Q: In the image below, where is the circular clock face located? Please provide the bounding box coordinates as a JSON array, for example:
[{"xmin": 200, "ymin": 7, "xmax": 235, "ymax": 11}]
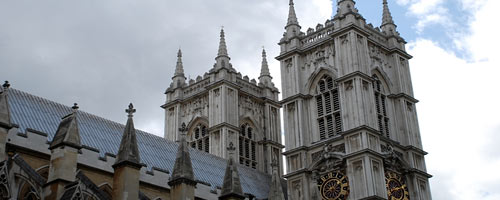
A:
[
  {"xmin": 317, "ymin": 171, "xmax": 349, "ymax": 200},
  {"xmin": 385, "ymin": 171, "xmax": 410, "ymax": 200}
]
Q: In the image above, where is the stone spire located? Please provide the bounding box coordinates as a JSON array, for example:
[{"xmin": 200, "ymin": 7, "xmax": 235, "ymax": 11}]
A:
[
  {"xmin": 113, "ymin": 103, "xmax": 141, "ymax": 167},
  {"xmin": 219, "ymin": 142, "xmax": 245, "ymax": 200},
  {"xmin": 171, "ymin": 48, "xmax": 186, "ymax": 89},
  {"xmin": 169, "ymin": 122, "xmax": 196, "ymax": 186},
  {"xmin": 259, "ymin": 48, "xmax": 272, "ymax": 81},
  {"xmin": 49, "ymin": 103, "xmax": 82, "ymax": 150},
  {"xmin": 286, "ymin": 0, "xmax": 300, "ymax": 28},
  {"xmin": 174, "ymin": 48, "xmax": 185, "ymax": 78},
  {"xmin": 267, "ymin": 159, "xmax": 285, "ymax": 200},
  {"xmin": 382, "ymin": 0, "xmax": 394, "ymax": 26},
  {"xmin": 381, "ymin": 0, "xmax": 398, "ymax": 36},
  {"xmin": 214, "ymin": 28, "xmax": 232, "ymax": 70},
  {"xmin": 0, "ymin": 81, "xmax": 12, "ymax": 126}
]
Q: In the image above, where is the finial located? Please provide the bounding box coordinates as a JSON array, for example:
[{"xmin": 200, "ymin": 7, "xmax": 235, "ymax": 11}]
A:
[
  {"xmin": 289, "ymin": 0, "xmax": 294, "ymax": 6},
  {"xmin": 126, "ymin": 103, "xmax": 136, "ymax": 117},
  {"xmin": 177, "ymin": 48, "xmax": 182, "ymax": 58},
  {"xmin": 72, "ymin": 103, "xmax": 79, "ymax": 112},
  {"xmin": 2, "ymin": 81, "xmax": 10, "ymax": 89}
]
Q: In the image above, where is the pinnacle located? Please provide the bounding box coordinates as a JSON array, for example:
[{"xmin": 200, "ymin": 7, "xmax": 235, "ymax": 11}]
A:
[
  {"xmin": 169, "ymin": 122, "xmax": 196, "ymax": 186},
  {"xmin": 382, "ymin": 0, "xmax": 395, "ymax": 26},
  {"xmin": 217, "ymin": 28, "xmax": 229, "ymax": 59},
  {"xmin": 286, "ymin": 0, "xmax": 300, "ymax": 28},
  {"xmin": 113, "ymin": 103, "xmax": 141, "ymax": 167},
  {"xmin": 260, "ymin": 48, "xmax": 270, "ymax": 77},
  {"xmin": 174, "ymin": 48, "xmax": 185, "ymax": 78}
]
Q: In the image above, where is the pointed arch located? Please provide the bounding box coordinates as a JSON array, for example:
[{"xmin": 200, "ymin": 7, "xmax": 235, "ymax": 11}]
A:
[
  {"xmin": 239, "ymin": 117, "xmax": 260, "ymax": 169},
  {"xmin": 15, "ymin": 174, "xmax": 41, "ymax": 200},
  {"xmin": 371, "ymin": 67, "xmax": 392, "ymax": 94},
  {"xmin": 305, "ymin": 67, "xmax": 338, "ymax": 95},
  {"xmin": 372, "ymin": 70, "xmax": 391, "ymax": 138},
  {"xmin": 187, "ymin": 116, "xmax": 209, "ymax": 153},
  {"xmin": 35, "ymin": 165, "xmax": 49, "ymax": 180}
]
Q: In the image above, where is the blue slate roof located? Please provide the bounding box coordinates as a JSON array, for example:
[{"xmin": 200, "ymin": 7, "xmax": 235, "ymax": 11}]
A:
[{"xmin": 7, "ymin": 89, "xmax": 273, "ymax": 199}]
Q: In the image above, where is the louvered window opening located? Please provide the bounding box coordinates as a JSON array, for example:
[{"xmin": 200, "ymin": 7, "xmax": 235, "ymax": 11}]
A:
[
  {"xmin": 316, "ymin": 76, "xmax": 342, "ymax": 140},
  {"xmin": 373, "ymin": 76, "xmax": 390, "ymax": 138},
  {"xmin": 239, "ymin": 124, "xmax": 257, "ymax": 169},
  {"xmin": 189, "ymin": 125, "xmax": 210, "ymax": 153}
]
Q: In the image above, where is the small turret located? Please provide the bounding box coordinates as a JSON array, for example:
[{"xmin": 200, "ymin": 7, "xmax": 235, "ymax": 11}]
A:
[
  {"xmin": 45, "ymin": 103, "xmax": 82, "ymax": 200},
  {"xmin": 335, "ymin": 0, "xmax": 359, "ymax": 16},
  {"xmin": 112, "ymin": 103, "xmax": 142, "ymax": 200},
  {"xmin": 169, "ymin": 122, "xmax": 197, "ymax": 200},
  {"xmin": 219, "ymin": 142, "xmax": 245, "ymax": 200},
  {"xmin": 0, "ymin": 81, "xmax": 12, "ymax": 161},
  {"xmin": 0, "ymin": 81, "xmax": 11, "ymax": 127}
]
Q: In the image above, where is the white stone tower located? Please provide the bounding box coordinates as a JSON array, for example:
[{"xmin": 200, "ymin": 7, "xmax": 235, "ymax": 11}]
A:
[
  {"xmin": 278, "ymin": 0, "xmax": 432, "ymax": 199},
  {"xmin": 163, "ymin": 29, "xmax": 284, "ymax": 175}
]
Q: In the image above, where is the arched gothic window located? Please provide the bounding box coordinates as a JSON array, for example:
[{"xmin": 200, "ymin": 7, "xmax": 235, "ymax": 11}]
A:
[
  {"xmin": 373, "ymin": 75, "xmax": 390, "ymax": 138},
  {"xmin": 315, "ymin": 75, "xmax": 342, "ymax": 140},
  {"xmin": 18, "ymin": 182, "xmax": 40, "ymax": 200},
  {"xmin": 189, "ymin": 124, "xmax": 209, "ymax": 153},
  {"xmin": 239, "ymin": 123, "xmax": 257, "ymax": 169}
]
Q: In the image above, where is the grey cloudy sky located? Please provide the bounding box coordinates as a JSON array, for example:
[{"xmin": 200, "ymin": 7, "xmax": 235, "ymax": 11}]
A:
[{"xmin": 0, "ymin": 0, "xmax": 332, "ymax": 134}]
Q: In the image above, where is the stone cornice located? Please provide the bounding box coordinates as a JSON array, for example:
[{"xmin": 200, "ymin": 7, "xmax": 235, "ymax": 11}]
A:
[
  {"xmin": 205, "ymin": 79, "xmax": 243, "ymax": 91},
  {"xmin": 258, "ymin": 140, "xmax": 285, "ymax": 149},
  {"xmin": 407, "ymin": 168, "xmax": 433, "ymax": 178},
  {"xmin": 387, "ymin": 93, "xmax": 419, "ymax": 103},
  {"xmin": 208, "ymin": 122, "xmax": 239, "ymax": 132},
  {"xmin": 335, "ymin": 71, "xmax": 374, "ymax": 83},
  {"xmin": 283, "ymin": 168, "xmax": 308, "ymax": 179},
  {"xmin": 280, "ymin": 94, "xmax": 313, "ymax": 105}
]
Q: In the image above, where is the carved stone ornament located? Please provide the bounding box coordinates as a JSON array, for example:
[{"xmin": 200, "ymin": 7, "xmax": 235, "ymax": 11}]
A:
[
  {"xmin": 382, "ymin": 144, "xmax": 409, "ymax": 173},
  {"xmin": 309, "ymin": 143, "xmax": 346, "ymax": 180}
]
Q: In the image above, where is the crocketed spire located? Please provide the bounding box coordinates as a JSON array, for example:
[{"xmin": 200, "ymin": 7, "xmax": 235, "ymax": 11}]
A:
[
  {"xmin": 217, "ymin": 28, "xmax": 229, "ymax": 59},
  {"xmin": 114, "ymin": 103, "xmax": 141, "ymax": 167},
  {"xmin": 286, "ymin": 0, "xmax": 300, "ymax": 27},
  {"xmin": 169, "ymin": 123, "xmax": 196, "ymax": 186},
  {"xmin": 260, "ymin": 48, "xmax": 271, "ymax": 78},
  {"xmin": 49, "ymin": 103, "xmax": 82, "ymax": 150},
  {"xmin": 219, "ymin": 142, "xmax": 245, "ymax": 200},
  {"xmin": 267, "ymin": 159, "xmax": 285, "ymax": 200},
  {"xmin": 382, "ymin": 0, "xmax": 395, "ymax": 26},
  {"xmin": 174, "ymin": 48, "xmax": 185, "ymax": 78}
]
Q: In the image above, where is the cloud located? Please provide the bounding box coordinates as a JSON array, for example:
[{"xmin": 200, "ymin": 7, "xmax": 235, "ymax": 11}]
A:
[
  {"xmin": 395, "ymin": 0, "xmax": 452, "ymax": 32},
  {"xmin": 0, "ymin": 0, "xmax": 331, "ymax": 135},
  {"xmin": 408, "ymin": 1, "xmax": 500, "ymax": 199}
]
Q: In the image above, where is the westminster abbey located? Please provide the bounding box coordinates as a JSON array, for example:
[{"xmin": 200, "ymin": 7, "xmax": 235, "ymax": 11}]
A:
[{"xmin": 0, "ymin": 0, "xmax": 431, "ymax": 199}]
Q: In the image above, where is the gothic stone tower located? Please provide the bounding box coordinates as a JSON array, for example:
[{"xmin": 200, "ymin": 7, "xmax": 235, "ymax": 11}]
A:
[
  {"xmin": 279, "ymin": 0, "xmax": 432, "ymax": 199},
  {"xmin": 162, "ymin": 29, "xmax": 284, "ymax": 175}
]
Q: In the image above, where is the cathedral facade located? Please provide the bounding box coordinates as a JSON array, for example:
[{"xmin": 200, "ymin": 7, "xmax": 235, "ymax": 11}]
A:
[
  {"xmin": 0, "ymin": 0, "xmax": 432, "ymax": 200},
  {"xmin": 279, "ymin": 0, "xmax": 432, "ymax": 199}
]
